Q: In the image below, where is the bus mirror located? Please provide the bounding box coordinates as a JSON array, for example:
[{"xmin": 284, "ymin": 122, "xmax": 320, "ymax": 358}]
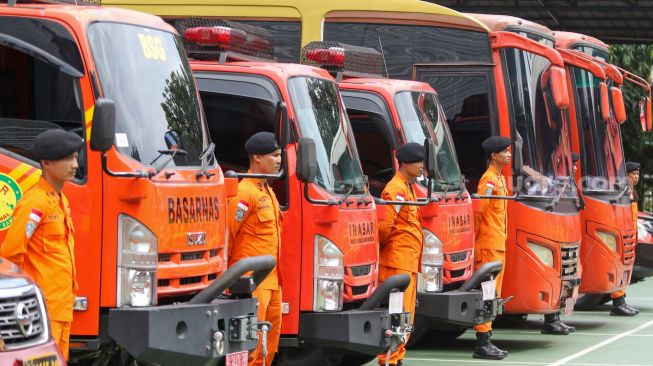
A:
[
  {"xmin": 599, "ymin": 82, "xmax": 610, "ymax": 122},
  {"xmin": 424, "ymin": 139, "xmax": 437, "ymax": 179},
  {"xmin": 296, "ymin": 137, "xmax": 317, "ymax": 183},
  {"xmin": 276, "ymin": 102, "xmax": 290, "ymax": 147},
  {"xmin": 645, "ymin": 97, "xmax": 653, "ymax": 132},
  {"xmin": 550, "ymin": 66, "xmax": 569, "ymax": 110},
  {"xmin": 90, "ymin": 98, "xmax": 116, "ymax": 152},
  {"xmin": 611, "ymin": 87, "xmax": 627, "ymax": 124}
]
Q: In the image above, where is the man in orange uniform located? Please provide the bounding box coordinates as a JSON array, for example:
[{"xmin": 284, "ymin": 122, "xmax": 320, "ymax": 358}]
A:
[
  {"xmin": 227, "ymin": 132, "xmax": 283, "ymax": 366},
  {"xmin": 377, "ymin": 142, "xmax": 424, "ymax": 366},
  {"xmin": 1, "ymin": 129, "xmax": 82, "ymax": 360},
  {"xmin": 473, "ymin": 136, "xmax": 511, "ymax": 360},
  {"xmin": 609, "ymin": 161, "xmax": 641, "ymax": 316}
]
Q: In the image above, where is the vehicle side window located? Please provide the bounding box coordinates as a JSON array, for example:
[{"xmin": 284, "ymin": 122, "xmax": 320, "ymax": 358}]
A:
[
  {"xmin": 199, "ymin": 88, "xmax": 289, "ymax": 207},
  {"xmin": 0, "ymin": 20, "xmax": 86, "ymax": 181}
]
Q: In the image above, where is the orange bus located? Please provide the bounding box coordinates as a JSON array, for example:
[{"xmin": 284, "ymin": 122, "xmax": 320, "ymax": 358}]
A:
[{"xmin": 0, "ymin": 1, "xmax": 273, "ymax": 364}]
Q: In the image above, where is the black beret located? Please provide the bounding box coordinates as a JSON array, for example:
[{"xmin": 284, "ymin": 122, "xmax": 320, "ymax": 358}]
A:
[
  {"xmin": 626, "ymin": 162, "xmax": 641, "ymax": 173},
  {"xmin": 31, "ymin": 129, "xmax": 84, "ymax": 161},
  {"xmin": 571, "ymin": 152, "xmax": 580, "ymax": 163},
  {"xmin": 245, "ymin": 132, "xmax": 279, "ymax": 155},
  {"xmin": 396, "ymin": 142, "xmax": 424, "ymax": 163},
  {"xmin": 481, "ymin": 136, "xmax": 511, "ymax": 153}
]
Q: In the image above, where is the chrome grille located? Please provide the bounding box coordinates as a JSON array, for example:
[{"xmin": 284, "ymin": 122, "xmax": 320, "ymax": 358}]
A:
[
  {"xmin": 622, "ymin": 232, "xmax": 636, "ymax": 265},
  {"xmin": 0, "ymin": 285, "xmax": 48, "ymax": 350},
  {"xmin": 560, "ymin": 243, "xmax": 580, "ymax": 280},
  {"xmin": 448, "ymin": 251, "xmax": 468, "ymax": 263},
  {"xmin": 349, "ymin": 265, "xmax": 372, "ymax": 277}
]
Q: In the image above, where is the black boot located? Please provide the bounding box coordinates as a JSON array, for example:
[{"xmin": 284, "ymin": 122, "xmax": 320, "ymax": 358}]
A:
[
  {"xmin": 541, "ymin": 313, "xmax": 574, "ymax": 335},
  {"xmin": 473, "ymin": 332, "xmax": 507, "ymax": 360},
  {"xmin": 611, "ymin": 295, "xmax": 639, "ymax": 316}
]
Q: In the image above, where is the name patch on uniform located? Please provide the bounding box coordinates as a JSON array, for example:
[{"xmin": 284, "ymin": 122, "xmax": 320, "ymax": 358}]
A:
[
  {"xmin": 26, "ymin": 208, "xmax": 43, "ymax": 239},
  {"xmin": 235, "ymin": 200, "xmax": 249, "ymax": 222}
]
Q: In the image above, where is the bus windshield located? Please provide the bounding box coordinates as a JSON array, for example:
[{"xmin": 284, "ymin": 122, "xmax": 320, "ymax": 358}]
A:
[{"xmin": 502, "ymin": 48, "xmax": 576, "ymax": 200}]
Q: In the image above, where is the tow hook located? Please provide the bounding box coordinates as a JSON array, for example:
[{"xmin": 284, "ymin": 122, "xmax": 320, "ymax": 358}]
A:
[
  {"xmin": 248, "ymin": 321, "xmax": 273, "ymax": 366},
  {"xmin": 382, "ymin": 312, "xmax": 412, "ymax": 366}
]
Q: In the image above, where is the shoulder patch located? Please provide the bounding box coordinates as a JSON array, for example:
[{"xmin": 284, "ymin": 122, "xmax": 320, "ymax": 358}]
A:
[{"xmin": 235, "ymin": 200, "xmax": 249, "ymax": 222}]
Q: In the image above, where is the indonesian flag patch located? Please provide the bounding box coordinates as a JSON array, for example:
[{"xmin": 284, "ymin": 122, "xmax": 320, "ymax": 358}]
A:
[
  {"xmin": 25, "ymin": 208, "xmax": 43, "ymax": 239},
  {"xmin": 235, "ymin": 200, "xmax": 249, "ymax": 222},
  {"xmin": 485, "ymin": 181, "xmax": 495, "ymax": 196},
  {"xmin": 396, "ymin": 193, "xmax": 405, "ymax": 201}
]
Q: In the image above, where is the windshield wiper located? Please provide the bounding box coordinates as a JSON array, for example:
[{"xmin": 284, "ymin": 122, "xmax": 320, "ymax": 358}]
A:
[
  {"xmin": 546, "ymin": 178, "xmax": 570, "ymax": 211},
  {"xmin": 196, "ymin": 143, "xmax": 216, "ymax": 180},
  {"xmin": 339, "ymin": 183, "xmax": 356, "ymax": 207},
  {"xmin": 149, "ymin": 149, "xmax": 188, "ymax": 177},
  {"xmin": 610, "ymin": 183, "xmax": 630, "ymax": 203}
]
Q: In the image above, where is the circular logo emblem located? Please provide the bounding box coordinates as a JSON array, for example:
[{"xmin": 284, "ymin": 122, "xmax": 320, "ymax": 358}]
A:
[
  {"xmin": 15, "ymin": 302, "xmax": 34, "ymax": 337},
  {"xmin": 0, "ymin": 173, "xmax": 22, "ymax": 231}
]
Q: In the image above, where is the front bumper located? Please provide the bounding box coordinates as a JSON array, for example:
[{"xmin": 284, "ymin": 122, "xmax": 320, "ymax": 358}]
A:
[
  {"xmin": 109, "ymin": 297, "xmax": 258, "ymax": 366},
  {"xmin": 415, "ymin": 290, "xmax": 500, "ymax": 327},
  {"xmin": 298, "ymin": 309, "xmax": 411, "ymax": 356}
]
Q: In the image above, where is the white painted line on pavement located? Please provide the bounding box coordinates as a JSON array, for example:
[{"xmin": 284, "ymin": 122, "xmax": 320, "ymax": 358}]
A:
[
  {"xmin": 546, "ymin": 319, "xmax": 653, "ymax": 366},
  {"xmin": 404, "ymin": 358, "xmax": 653, "ymax": 366}
]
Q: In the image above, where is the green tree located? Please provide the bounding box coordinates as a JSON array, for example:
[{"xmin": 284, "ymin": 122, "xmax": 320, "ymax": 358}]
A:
[{"xmin": 609, "ymin": 45, "xmax": 653, "ymax": 211}]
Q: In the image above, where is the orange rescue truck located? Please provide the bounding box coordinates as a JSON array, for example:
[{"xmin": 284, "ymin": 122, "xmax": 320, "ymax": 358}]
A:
[
  {"xmin": 466, "ymin": 14, "xmax": 582, "ymax": 316},
  {"xmin": 554, "ymin": 31, "xmax": 653, "ymax": 308},
  {"xmin": 304, "ymin": 42, "xmax": 503, "ymax": 342},
  {"xmin": 0, "ymin": 1, "xmax": 277, "ymax": 364},
  {"xmin": 177, "ymin": 19, "xmax": 412, "ymax": 366}
]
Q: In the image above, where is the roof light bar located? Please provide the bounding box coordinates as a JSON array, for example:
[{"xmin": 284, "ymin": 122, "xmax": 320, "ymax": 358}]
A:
[
  {"xmin": 5, "ymin": 0, "xmax": 101, "ymax": 5},
  {"xmin": 174, "ymin": 18, "xmax": 275, "ymax": 62},
  {"xmin": 301, "ymin": 41, "xmax": 385, "ymax": 78}
]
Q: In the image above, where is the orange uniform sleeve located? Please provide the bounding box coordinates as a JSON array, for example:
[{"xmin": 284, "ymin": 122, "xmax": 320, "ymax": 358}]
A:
[
  {"xmin": 474, "ymin": 174, "xmax": 496, "ymax": 236},
  {"xmin": 378, "ymin": 181, "xmax": 402, "ymax": 244},
  {"xmin": 226, "ymin": 187, "xmax": 255, "ymax": 256},
  {"xmin": 1, "ymin": 194, "xmax": 46, "ymax": 268}
]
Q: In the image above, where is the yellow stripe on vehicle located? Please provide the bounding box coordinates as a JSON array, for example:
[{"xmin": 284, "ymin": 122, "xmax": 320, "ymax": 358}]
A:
[
  {"xmin": 85, "ymin": 105, "xmax": 95, "ymax": 140},
  {"xmin": 7, "ymin": 163, "xmax": 31, "ymax": 182}
]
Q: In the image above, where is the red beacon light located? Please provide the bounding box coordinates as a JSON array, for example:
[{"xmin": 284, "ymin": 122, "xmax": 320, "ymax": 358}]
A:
[
  {"xmin": 301, "ymin": 41, "xmax": 385, "ymax": 78},
  {"xmin": 175, "ymin": 18, "xmax": 276, "ymax": 62}
]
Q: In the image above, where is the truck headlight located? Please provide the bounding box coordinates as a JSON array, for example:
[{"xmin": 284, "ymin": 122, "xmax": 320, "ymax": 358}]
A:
[
  {"xmin": 314, "ymin": 235, "xmax": 344, "ymax": 312},
  {"xmin": 596, "ymin": 231, "xmax": 617, "ymax": 252},
  {"xmin": 117, "ymin": 214, "xmax": 157, "ymax": 307},
  {"xmin": 527, "ymin": 242, "xmax": 554, "ymax": 267},
  {"xmin": 418, "ymin": 229, "xmax": 444, "ymax": 293}
]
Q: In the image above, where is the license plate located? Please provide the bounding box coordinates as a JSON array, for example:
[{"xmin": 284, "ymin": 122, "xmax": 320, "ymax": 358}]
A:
[
  {"xmin": 225, "ymin": 350, "xmax": 248, "ymax": 366},
  {"xmin": 481, "ymin": 280, "xmax": 497, "ymax": 301},
  {"xmin": 21, "ymin": 354, "xmax": 58, "ymax": 366},
  {"xmin": 389, "ymin": 291, "xmax": 404, "ymax": 314},
  {"xmin": 564, "ymin": 297, "xmax": 574, "ymax": 316}
]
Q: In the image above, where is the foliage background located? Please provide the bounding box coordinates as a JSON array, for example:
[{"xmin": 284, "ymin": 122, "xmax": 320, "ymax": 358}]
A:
[{"xmin": 610, "ymin": 45, "xmax": 653, "ymax": 211}]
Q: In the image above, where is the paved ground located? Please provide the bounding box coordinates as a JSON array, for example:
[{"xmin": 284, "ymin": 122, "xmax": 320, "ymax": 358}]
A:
[{"xmin": 366, "ymin": 278, "xmax": 653, "ymax": 365}]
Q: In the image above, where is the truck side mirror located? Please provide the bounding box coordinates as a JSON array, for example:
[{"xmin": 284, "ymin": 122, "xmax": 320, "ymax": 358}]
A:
[
  {"xmin": 599, "ymin": 82, "xmax": 610, "ymax": 121},
  {"xmin": 611, "ymin": 87, "xmax": 627, "ymax": 124},
  {"xmin": 513, "ymin": 139, "xmax": 524, "ymax": 177},
  {"xmin": 296, "ymin": 137, "xmax": 317, "ymax": 183},
  {"xmin": 276, "ymin": 102, "xmax": 291, "ymax": 148},
  {"xmin": 90, "ymin": 98, "xmax": 116, "ymax": 152},
  {"xmin": 424, "ymin": 139, "xmax": 437, "ymax": 179},
  {"xmin": 646, "ymin": 97, "xmax": 653, "ymax": 132},
  {"xmin": 550, "ymin": 66, "xmax": 569, "ymax": 110}
]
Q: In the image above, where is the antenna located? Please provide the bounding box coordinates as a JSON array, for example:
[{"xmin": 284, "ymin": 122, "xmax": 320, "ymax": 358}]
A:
[{"xmin": 378, "ymin": 36, "xmax": 389, "ymax": 78}]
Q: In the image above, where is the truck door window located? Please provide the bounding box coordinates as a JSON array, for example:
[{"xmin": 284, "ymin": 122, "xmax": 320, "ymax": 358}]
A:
[
  {"xmin": 198, "ymin": 80, "xmax": 289, "ymax": 207},
  {"xmin": 0, "ymin": 17, "xmax": 86, "ymax": 180}
]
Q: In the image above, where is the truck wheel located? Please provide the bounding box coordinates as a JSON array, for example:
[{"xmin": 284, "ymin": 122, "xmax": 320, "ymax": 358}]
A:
[
  {"xmin": 278, "ymin": 345, "xmax": 344, "ymax": 366},
  {"xmin": 574, "ymin": 294, "xmax": 610, "ymax": 310}
]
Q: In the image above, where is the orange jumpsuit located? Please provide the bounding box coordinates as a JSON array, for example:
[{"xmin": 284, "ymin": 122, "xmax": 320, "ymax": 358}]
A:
[
  {"xmin": 377, "ymin": 172, "xmax": 422, "ymax": 365},
  {"xmin": 1, "ymin": 177, "xmax": 77, "ymax": 359},
  {"xmin": 473, "ymin": 165, "xmax": 508, "ymax": 333},
  {"xmin": 611, "ymin": 193, "xmax": 638, "ymax": 299},
  {"xmin": 227, "ymin": 178, "xmax": 282, "ymax": 366}
]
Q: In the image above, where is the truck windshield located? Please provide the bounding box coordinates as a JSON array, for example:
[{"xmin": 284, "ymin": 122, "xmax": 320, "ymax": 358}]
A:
[
  {"xmin": 288, "ymin": 77, "xmax": 365, "ymax": 195},
  {"xmin": 570, "ymin": 67, "xmax": 626, "ymax": 192},
  {"xmin": 394, "ymin": 91, "xmax": 463, "ymax": 190},
  {"xmin": 502, "ymin": 48, "xmax": 576, "ymax": 200},
  {"xmin": 88, "ymin": 22, "xmax": 207, "ymax": 167}
]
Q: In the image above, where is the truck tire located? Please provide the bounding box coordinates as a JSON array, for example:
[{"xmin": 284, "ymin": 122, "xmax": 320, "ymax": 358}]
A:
[
  {"xmin": 574, "ymin": 294, "xmax": 610, "ymax": 310},
  {"xmin": 278, "ymin": 345, "xmax": 344, "ymax": 366}
]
